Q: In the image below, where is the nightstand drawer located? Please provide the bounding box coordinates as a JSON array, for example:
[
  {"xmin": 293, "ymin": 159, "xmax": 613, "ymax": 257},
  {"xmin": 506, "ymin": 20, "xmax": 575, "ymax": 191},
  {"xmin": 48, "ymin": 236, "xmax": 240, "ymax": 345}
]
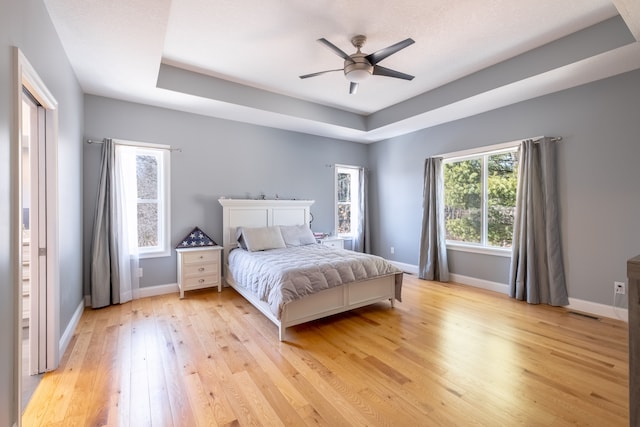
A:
[
  {"xmin": 183, "ymin": 274, "xmax": 219, "ymax": 290},
  {"xmin": 182, "ymin": 250, "xmax": 218, "ymax": 264},
  {"xmin": 183, "ymin": 262, "xmax": 219, "ymax": 277}
]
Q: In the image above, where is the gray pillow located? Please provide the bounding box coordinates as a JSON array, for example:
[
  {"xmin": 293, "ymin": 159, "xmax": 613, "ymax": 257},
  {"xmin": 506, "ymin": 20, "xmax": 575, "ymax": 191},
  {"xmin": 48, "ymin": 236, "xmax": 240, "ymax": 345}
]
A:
[
  {"xmin": 280, "ymin": 224, "xmax": 317, "ymax": 247},
  {"xmin": 239, "ymin": 226, "xmax": 286, "ymax": 252}
]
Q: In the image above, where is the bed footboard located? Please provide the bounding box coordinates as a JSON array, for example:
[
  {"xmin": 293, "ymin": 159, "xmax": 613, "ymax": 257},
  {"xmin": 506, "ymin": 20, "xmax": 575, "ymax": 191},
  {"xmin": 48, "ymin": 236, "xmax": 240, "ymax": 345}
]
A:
[{"xmin": 226, "ymin": 271, "xmax": 398, "ymax": 341}]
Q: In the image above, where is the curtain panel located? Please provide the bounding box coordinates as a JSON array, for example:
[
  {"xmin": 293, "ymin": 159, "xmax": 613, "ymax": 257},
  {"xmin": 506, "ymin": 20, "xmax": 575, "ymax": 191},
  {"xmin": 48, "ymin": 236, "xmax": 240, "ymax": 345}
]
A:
[
  {"xmin": 509, "ymin": 138, "xmax": 568, "ymax": 306},
  {"xmin": 90, "ymin": 139, "xmax": 139, "ymax": 308},
  {"xmin": 352, "ymin": 167, "xmax": 370, "ymax": 254},
  {"xmin": 90, "ymin": 139, "xmax": 117, "ymax": 307},
  {"xmin": 419, "ymin": 157, "xmax": 449, "ymax": 282}
]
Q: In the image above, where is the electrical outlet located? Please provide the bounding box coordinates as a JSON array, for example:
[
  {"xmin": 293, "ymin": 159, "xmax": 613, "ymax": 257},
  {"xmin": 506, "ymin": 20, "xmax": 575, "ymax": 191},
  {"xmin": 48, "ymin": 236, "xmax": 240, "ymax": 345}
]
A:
[
  {"xmin": 390, "ymin": 246, "xmax": 395, "ymax": 254},
  {"xmin": 614, "ymin": 281, "xmax": 625, "ymax": 295},
  {"xmin": 138, "ymin": 267, "xmax": 144, "ymax": 278}
]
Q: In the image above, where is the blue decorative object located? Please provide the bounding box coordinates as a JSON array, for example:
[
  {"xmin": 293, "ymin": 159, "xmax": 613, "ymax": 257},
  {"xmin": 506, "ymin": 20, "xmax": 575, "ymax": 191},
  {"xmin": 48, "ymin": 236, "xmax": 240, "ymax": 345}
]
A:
[{"xmin": 176, "ymin": 227, "xmax": 217, "ymax": 248}]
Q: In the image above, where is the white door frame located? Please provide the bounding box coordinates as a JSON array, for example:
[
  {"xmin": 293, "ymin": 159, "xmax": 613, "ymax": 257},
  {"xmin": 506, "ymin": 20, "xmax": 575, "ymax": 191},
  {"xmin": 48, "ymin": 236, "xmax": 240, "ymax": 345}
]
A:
[
  {"xmin": 21, "ymin": 91, "xmax": 45, "ymax": 375},
  {"xmin": 13, "ymin": 47, "xmax": 60, "ymax": 416}
]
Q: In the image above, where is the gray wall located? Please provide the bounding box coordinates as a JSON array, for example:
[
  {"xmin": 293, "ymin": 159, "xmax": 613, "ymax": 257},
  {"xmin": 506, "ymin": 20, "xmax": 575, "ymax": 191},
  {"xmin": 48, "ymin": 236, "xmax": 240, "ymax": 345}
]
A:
[
  {"xmin": 369, "ymin": 69, "xmax": 640, "ymax": 307},
  {"xmin": 83, "ymin": 95, "xmax": 369, "ymax": 292},
  {"xmin": 0, "ymin": 0, "xmax": 84, "ymax": 424},
  {"xmin": 83, "ymin": 70, "xmax": 640, "ymax": 310}
]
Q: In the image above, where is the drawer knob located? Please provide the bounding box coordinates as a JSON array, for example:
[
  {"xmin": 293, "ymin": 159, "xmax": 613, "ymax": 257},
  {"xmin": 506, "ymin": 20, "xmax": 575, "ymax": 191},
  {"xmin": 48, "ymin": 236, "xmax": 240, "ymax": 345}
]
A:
[
  {"xmin": 199, "ymin": 267, "xmax": 205, "ymax": 272},
  {"xmin": 199, "ymin": 255, "xmax": 204, "ymax": 259},
  {"xmin": 199, "ymin": 279, "xmax": 205, "ymax": 283}
]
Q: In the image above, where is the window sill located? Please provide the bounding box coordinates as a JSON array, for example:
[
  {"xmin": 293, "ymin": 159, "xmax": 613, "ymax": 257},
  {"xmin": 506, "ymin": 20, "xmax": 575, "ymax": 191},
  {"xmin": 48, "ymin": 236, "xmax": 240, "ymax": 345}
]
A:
[
  {"xmin": 139, "ymin": 249, "xmax": 171, "ymax": 259},
  {"xmin": 446, "ymin": 243, "xmax": 511, "ymax": 258}
]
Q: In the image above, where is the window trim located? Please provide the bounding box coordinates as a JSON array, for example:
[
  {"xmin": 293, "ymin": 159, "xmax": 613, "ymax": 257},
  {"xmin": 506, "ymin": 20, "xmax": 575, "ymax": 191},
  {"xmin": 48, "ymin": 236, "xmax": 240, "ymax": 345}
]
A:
[
  {"xmin": 115, "ymin": 139, "xmax": 171, "ymax": 259},
  {"xmin": 446, "ymin": 242, "xmax": 512, "ymax": 258},
  {"xmin": 438, "ymin": 139, "xmax": 522, "ymax": 160},
  {"xmin": 442, "ymin": 142, "xmax": 519, "ymax": 254},
  {"xmin": 334, "ymin": 164, "xmax": 361, "ymax": 239}
]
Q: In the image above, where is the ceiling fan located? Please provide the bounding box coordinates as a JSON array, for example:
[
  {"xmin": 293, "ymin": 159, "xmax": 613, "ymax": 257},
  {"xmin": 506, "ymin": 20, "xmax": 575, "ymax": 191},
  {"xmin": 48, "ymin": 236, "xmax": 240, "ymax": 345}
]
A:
[{"xmin": 299, "ymin": 35, "xmax": 415, "ymax": 94}]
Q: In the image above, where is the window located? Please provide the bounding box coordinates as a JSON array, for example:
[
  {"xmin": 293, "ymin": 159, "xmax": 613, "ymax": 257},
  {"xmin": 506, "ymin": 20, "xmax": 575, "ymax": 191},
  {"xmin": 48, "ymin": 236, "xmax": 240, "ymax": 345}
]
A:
[
  {"xmin": 443, "ymin": 148, "xmax": 519, "ymax": 251},
  {"xmin": 120, "ymin": 145, "xmax": 171, "ymax": 258},
  {"xmin": 335, "ymin": 165, "xmax": 361, "ymax": 238}
]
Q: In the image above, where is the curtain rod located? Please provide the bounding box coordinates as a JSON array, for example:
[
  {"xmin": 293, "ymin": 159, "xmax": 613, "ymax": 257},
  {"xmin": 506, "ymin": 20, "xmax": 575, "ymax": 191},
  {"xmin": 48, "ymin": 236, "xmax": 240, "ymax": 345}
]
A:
[
  {"xmin": 532, "ymin": 136, "xmax": 563, "ymax": 143},
  {"xmin": 436, "ymin": 135, "xmax": 563, "ymax": 160},
  {"xmin": 86, "ymin": 138, "xmax": 182, "ymax": 152}
]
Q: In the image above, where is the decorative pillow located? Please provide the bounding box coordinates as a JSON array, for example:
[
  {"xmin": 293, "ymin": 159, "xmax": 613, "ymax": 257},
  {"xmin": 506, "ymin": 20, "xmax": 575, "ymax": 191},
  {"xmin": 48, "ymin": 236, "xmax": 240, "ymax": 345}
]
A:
[
  {"xmin": 239, "ymin": 226, "xmax": 286, "ymax": 252},
  {"xmin": 280, "ymin": 224, "xmax": 317, "ymax": 247},
  {"xmin": 235, "ymin": 227, "xmax": 248, "ymax": 250}
]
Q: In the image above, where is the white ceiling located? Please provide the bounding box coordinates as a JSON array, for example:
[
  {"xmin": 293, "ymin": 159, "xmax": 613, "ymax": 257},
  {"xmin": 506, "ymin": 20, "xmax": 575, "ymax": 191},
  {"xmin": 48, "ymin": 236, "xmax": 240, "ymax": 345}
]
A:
[{"xmin": 43, "ymin": 0, "xmax": 639, "ymax": 142}]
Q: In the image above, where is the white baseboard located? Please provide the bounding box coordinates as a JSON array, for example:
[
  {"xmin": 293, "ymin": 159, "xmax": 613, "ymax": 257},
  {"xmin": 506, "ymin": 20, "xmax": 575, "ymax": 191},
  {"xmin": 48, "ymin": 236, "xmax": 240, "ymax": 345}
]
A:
[
  {"xmin": 391, "ymin": 263, "xmax": 627, "ymax": 322},
  {"xmin": 59, "ymin": 300, "xmax": 84, "ymax": 358},
  {"xmin": 133, "ymin": 282, "xmax": 178, "ymax": 299},
  {"xmin": 389, "ymin": 260, "xmax": 419, "ymax": 275},
  {"xmin": 449, "ymin": 273, "xmax": 510, "ymax": 294},
  {"xmin": 83, "ymin": 283, "xmax": 179, "ymax": 308},
  {"xmin": 567, "ymin": 297, "xmax": 628, "ymax": 322}
]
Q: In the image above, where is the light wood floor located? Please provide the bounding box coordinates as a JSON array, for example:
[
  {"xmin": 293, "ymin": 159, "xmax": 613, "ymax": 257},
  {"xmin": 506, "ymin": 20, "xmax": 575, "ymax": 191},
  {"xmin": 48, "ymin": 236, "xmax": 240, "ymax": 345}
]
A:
[{"xmin": 23, "ymin": 275, "xmax": 629, "ymax": 426}]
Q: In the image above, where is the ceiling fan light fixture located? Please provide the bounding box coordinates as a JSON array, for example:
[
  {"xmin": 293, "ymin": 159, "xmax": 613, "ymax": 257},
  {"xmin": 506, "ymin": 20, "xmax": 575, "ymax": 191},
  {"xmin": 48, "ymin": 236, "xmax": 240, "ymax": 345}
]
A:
[
  {"xmin": 345, "ymin": 68, "xmax": 371, "ymax": 82},
  {"xmin": 344, "ymin": 56, "xmax": 373, "ymax": 82}
]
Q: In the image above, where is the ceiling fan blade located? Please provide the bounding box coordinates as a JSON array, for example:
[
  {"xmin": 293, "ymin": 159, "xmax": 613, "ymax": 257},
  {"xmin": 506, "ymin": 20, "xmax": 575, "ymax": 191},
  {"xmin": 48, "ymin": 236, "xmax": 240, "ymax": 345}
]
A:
[
  {"xmin": 317, "ymin": 38, "xmax": 353, "ymax": 62},
  {"xmin": 372, "ymin": 65, "xmax": 414, "ymax": 81},
  {"xmin": 349, "ymin": 82, "xmax": 358, "ymax": 94},
  {"xmin": 299, "ymin": 69, "xmax": 343, "ymax": 79},
  {"xmin": 365, "ymin": 38, "xmax": 415, "ymax": 65}
]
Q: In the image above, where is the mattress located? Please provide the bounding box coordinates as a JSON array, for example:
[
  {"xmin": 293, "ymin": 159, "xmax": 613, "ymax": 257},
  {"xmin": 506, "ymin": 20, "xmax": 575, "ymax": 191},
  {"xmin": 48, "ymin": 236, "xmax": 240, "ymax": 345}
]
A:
[{"xmin": 228, "ymin": 244, "xmax": 403, "ymax": 318}]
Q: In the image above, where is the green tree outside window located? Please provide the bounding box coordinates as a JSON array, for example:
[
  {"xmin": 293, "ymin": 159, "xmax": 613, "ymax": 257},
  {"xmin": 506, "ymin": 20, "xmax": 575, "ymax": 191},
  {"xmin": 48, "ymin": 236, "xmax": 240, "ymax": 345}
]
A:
[{"xmin": 444, "ymin": 150, "xmax": 519, "ymax": 248}]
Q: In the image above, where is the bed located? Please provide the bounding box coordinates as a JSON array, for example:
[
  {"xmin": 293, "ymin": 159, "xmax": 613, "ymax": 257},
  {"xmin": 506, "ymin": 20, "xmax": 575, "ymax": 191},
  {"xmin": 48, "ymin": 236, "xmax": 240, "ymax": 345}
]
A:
[{"xmin": 218, "ymin": 198, "xmax": 403, "ymax": 341}]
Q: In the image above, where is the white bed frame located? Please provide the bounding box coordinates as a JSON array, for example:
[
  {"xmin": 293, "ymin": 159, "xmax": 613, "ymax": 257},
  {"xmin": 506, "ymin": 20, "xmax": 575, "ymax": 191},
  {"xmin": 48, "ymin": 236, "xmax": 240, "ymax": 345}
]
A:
[{"xmin": 218, "ymin": 198, "xmax": 397, "ymax": 341}]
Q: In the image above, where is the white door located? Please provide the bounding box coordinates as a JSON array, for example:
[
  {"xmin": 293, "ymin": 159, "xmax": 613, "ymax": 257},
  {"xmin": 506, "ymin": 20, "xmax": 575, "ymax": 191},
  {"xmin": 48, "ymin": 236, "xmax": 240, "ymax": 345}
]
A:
[
  {"xmin": 16, "ymin": 48, "xmax": 60, "ymax": 418},
  {"xmin": 21, "ymin": 89, "xmax": 47, "ymax": 376}
]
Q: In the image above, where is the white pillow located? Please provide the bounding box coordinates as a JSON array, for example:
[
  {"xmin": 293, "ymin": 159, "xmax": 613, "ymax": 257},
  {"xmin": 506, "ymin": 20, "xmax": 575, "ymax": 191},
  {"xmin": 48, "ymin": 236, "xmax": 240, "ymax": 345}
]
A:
[
  {"xmin": 280, "ymin": 224, "xmax": 317, "ymax": 247},
  {"xmin": 239, "ymin": 226, "xmax": 286, "ymax": 252}
]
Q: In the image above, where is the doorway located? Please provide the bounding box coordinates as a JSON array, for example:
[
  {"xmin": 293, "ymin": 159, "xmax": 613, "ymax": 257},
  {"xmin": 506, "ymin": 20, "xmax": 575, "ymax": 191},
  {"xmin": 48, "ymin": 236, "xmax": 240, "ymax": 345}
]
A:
[
  {"xmin": 15, "ymin": 47, "xmax": 60, "ymax": 417},
  {"xmin": 20, "ymin": 89, "xmax": 45, "ymax": 409}
]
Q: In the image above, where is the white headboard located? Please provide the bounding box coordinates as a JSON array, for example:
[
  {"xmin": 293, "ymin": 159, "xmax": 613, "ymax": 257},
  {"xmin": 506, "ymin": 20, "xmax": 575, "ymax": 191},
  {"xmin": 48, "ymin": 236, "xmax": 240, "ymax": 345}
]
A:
[{"xmin": 218, "ymin": 198, "xmax": 315, "ymax": 268}]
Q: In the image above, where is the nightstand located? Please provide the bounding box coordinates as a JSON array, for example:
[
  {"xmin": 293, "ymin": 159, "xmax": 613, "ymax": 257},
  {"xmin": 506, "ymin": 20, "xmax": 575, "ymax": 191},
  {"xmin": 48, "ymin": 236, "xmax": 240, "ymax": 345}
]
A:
[
  {"xmin": 176, "ymin": 246, "xmax": 222, "ymax": 298},
  {"xmin": 319, "ymin": 236, "xmax": 344, "ymax": 249}
]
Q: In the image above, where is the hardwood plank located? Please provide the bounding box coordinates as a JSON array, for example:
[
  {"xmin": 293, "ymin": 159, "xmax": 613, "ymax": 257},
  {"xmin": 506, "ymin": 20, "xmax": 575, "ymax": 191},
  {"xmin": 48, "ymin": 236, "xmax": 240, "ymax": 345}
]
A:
[
  {"xmin": 232, "ymin": 370, "xmax": 285, "ymax": 426},
  {"xmin": 23, "ymin": 275, "xmax": 629, "ymax": 426},
  {"xmin": 177, "ymin": 295, "xmax": 262, "ymax": 426},
  {"xmin": 74, "ymin": 322, "xmax": 119, "ymax": 425},
  {"xmin": 109, "ymin": 304, "xmax": 133, "ymax": 427},
  {"xmin": 155, "ymin": 303, "xmax": 199, "ymax": 427},
  {"xmin": 145, "ymin": 297, "xmax": 175, "ymax": 427},
  {"xmin": 217, "ymin": 304, "xmax": 311, "ymax": 424},
  {"xmin": 21, "ymin": 332, "xmax": 78, "ymax": 427},
  {"xmin": 31, "ymin": 324, "xmax": 94, "ymax": 424},
  {"xmin": 188, "ymin": 302, "xmax": 241, "ymax": 425}
]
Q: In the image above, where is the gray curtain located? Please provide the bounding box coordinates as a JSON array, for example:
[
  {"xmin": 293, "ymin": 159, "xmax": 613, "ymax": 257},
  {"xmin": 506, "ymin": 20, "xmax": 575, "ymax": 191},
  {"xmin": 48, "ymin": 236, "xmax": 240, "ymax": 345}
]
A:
[
  {"xmin": 419, "ymin": 157, "xmax": 449, "ymax": 281},
  {"xmin": 509, "ymin": 138, "xmax": 568, "ymax": 306},
  {"xmin": 90, "ymin": 139, "xmax": 120, "ymax": 307},
  {"xmin": 352, "ymin": 167, "xmax": 370, "ymax": 253},
  {"xmin": 90, "ymin": 140, "xmax": 140, "ymax": 307}
]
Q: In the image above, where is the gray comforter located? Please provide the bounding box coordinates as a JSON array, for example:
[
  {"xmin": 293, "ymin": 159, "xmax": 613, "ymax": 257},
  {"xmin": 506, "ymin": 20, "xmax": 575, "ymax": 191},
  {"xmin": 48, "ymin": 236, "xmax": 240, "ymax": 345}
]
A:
[{"xmin": 228, "ymin": 244, "xmax": 403, "ymax": 318}]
